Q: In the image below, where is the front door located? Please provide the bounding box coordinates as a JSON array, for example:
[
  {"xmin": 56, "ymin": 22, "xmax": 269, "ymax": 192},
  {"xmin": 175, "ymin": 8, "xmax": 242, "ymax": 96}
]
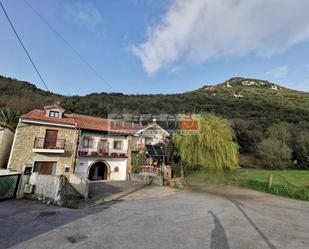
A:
[
  {"xmin": 44, "ymin": 129, "xmax": 58, "ymax": 149},
  {"xmin": 89, "ymin": 162, "xmax": 107, "ymax": 180}
]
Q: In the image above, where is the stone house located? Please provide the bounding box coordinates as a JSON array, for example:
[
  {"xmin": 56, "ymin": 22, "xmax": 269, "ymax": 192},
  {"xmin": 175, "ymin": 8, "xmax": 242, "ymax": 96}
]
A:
[
  {"xmin": 8, "ymin": 104, "xmax": 169, "ymax": 181},
  {"xmin": 0, "ymin": 126, "xmax": 14, "ymax": 168}
]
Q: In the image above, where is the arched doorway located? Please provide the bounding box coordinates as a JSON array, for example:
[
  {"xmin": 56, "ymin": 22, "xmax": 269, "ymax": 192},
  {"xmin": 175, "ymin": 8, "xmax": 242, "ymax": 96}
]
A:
[{"xmin": 88, "ymin": 161, "xmax": 110, "ymax": 181}]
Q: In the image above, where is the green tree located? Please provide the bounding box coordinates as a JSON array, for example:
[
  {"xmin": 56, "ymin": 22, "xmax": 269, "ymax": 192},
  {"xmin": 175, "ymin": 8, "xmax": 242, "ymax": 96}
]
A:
[
  {"xmin": 233, "ymin": 119, "xmax": 263, "ymax": 154},
  {"xmin": 0, "ymin": 108, "xmax": 20, "ymax": 131},
  {"xmin": 257, "ymin": 138, "xmax": 292, "ymax": 169},
  {"xmin": 174, "ymin": 113, "xmax": 239, "ymax": 172},
  {"xmin": 267, "ymin": 122, "xmax": 293, "ymax": 146},
  {"xmin": 294, "ymin": 131, "xmax": 309, "ymax": 169}
]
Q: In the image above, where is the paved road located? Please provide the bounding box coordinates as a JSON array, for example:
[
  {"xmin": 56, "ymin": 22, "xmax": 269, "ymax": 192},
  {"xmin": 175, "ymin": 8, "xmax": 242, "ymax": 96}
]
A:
[
  {"xmin": 0, "ymin": 199, "xmax": 107, "ymax": 249},
  {"xmin": 3, "ymin": 186, "xmax": 309, "ymax": 249}
]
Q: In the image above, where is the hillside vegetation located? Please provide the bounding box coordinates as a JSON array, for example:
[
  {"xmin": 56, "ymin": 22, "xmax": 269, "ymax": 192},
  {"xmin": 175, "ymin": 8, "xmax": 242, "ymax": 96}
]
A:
[
  {"xmin": 1, "ymin": 75, "xmax": 308, "ymax": 123},
  {"xmin": 1, "ymin": 75, "xmax": 309, "ymax": 168}
]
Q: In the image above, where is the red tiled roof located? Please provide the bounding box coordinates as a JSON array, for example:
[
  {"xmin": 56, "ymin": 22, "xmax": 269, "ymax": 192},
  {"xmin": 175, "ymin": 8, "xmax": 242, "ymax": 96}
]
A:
[
  {"xmin": 21, "ymin": 110, "xmax": 144, "ymax": 133},
  {"xmin": 22, "ymin": 110, "xmax": 76, "ymax": 126}
]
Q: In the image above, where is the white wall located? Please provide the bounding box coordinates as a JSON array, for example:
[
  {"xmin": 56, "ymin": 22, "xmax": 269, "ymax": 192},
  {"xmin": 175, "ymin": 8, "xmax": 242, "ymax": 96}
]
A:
[
  {"xmin": 76, "ymin": 131, "xmax": 129, "ymax": 180},
  {"xmin": 79, "ymin": 131, "xmax": 128, "ymax": 155},
  {"xmin": 133, "ymin": 126, "xmax": 168, "ymax": 147},
  {"xmin": 29, "ymin": 173, "xmax": 63, "ymax": 203},
  {"xmin": 76, "ymin": 157, "xmax": 127, "ymax": 181},
  {"xmin": 142, "ymin": 127, "xmax": 167, "ymax": 144}
]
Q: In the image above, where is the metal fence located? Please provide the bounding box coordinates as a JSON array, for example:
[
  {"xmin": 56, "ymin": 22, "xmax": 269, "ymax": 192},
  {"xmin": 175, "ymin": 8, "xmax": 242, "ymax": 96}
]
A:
[{"xmin": 0, "ymin": 174, "xmax": 21, "ymax": 201}]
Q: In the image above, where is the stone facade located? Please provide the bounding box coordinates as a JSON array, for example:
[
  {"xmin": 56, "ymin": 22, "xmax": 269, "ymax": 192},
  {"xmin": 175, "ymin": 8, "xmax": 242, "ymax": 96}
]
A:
[
  {"xmin": 126, "ymin": 135, "xmax": 133, "ymax": 175},
  {"xmin": 0, "ymin": 127, "xmax": 14, "ymax": 168},
  {"xmin": 8, "ymin": 122, "xmax": 79, "ymax": 175}
]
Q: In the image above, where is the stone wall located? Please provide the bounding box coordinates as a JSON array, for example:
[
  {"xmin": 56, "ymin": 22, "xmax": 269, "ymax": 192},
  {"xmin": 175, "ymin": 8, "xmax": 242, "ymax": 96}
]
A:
[
  {"xmin": 130, "ymin": 173, "xmax": 164, "ymax": 186},
  {"xmin": 8, "ymin": 122, "xmax": 78, "ymax": 175},
  {"xmin": 0, "ymin": 128, "xmax": 14, "ymax": 169}
]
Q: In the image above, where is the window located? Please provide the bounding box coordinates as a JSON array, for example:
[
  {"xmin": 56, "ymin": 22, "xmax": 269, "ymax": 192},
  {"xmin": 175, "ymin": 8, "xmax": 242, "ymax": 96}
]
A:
[
  {"xmin": 49, "ymin": 111, "xmax": 60, "ymax": 118},
  {"xmin": 33, "ymin": 162, "xmax": 56, "ymax": 175},
  {"xmin": 83, "ymin": 137, "xmax": 93, "ymax": 148},
  {"xmin": 114, "ymin": 166, "xmax": 119, "ymax": 172},
  {"xmin": 113, "ymin": 140, "xmax": 123, "ymax": 150},
  {"xmin": 98, "ymin": 139, "xmax": 109, "ymax": 151},
  {"xmin": 44, "ymin": 130, "xmax": 58, "ymax": 149}
]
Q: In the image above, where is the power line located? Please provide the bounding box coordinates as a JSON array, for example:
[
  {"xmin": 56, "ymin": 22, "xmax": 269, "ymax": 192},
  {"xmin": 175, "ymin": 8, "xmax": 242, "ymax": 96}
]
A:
[
  {"xmin": 24, "ymin": 0, "xmax": 114, "ymax": 91},
  {"xmin": 0, "ymin": 0, "xmax": 50, "ymax": 92}
]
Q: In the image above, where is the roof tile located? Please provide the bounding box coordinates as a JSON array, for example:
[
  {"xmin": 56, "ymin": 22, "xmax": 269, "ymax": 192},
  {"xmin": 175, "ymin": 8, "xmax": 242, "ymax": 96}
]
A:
[{"xmin": 21, "ymin": 109, "xmax": 144, "ymax": 133}]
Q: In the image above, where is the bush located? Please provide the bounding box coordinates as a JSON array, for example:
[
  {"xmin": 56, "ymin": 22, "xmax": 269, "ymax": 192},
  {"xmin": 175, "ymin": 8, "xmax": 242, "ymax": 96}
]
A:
[
  {"xmin": 293, "ymin": 131, "xmax": 309, "ymax": 169},
  {"xmin": 63, "ymin": 200, "xmax": 80, "ymax": 209},
  {"xmin": 257, "ymin": 138, "xmax": 292, "ymax": 169}
]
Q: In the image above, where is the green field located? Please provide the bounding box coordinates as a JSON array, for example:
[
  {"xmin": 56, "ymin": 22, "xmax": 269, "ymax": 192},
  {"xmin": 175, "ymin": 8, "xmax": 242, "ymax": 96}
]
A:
[
  {"xmin": 187, "ymin": 169, "xmax": 309, "ymax": 201},
  {"xmin": 237, "ymin": 169, "xmax": 309, "ymax": 188}
]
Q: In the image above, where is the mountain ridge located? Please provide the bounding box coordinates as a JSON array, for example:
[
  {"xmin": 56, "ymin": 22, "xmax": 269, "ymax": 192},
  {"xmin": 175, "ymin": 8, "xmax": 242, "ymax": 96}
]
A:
[{"xmin": 1, "ymin": 74, "xmax": 308, "ymax": 118}]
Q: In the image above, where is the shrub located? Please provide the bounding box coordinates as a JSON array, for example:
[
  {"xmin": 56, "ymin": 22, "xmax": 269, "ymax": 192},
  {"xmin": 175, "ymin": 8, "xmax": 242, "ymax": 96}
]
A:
[
  {"xmin": 293, "ymin": 131, "xmax": 309, "ymax": 169},
  {"xmin": 257, "ymin": 138, "xmax": 292, "ymax": 169},
  {"xmin": 238, "ymin": 179, "xmax": 309, "ymax": 201},
  {"xmin": 64, "ymin": 200, "xmax": 80, "ymax": 209}
]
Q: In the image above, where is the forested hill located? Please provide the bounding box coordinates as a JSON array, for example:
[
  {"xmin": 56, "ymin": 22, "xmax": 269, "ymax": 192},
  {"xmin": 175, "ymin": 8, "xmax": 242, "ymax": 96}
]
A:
[
  {"xmin": 2, "ymin": 74, "xmax": 309, "ymax": 158},
  {"xmin": 1, "ymin": 75, "xmax": 308, "ymax": 128}
]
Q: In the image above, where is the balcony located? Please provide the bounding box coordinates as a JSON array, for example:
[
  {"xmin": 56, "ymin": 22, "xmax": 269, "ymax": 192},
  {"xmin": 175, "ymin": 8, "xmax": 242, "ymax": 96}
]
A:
[
  {"xmin": 33, "ymin": 137, "xmax": 65, "ymax": 153},
  {"xmin": 78, "ymin": 149, "xmax": 127, "ymax": 158}
]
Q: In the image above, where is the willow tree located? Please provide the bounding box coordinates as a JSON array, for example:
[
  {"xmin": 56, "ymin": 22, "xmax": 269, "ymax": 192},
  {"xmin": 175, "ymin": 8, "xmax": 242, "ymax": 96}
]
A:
[{"xmin": 174, "ymin": 113, "xmax": 238, "ymax": 171}]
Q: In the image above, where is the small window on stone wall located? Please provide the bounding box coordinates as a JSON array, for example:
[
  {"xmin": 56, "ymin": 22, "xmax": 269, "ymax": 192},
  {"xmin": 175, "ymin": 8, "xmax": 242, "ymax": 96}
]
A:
[{"xmin": 114, "ymin": 166, "xmax": 119, "ymax": 172}]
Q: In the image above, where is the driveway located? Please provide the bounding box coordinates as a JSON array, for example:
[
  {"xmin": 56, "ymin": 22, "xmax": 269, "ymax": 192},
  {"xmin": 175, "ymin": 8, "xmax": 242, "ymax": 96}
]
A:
[
  {"xmin": 88, "ymin": 180, "xmax": 148, "ymax": 203},
  {"xmin": 3, "ymin": 185, "xmax": 309, "ymax": 249}
]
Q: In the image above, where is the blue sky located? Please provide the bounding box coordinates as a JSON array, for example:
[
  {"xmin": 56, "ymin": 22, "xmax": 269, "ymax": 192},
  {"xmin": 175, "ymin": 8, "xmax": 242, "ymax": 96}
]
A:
[{"xmin": 0, "ymin": 0, "xmax": 308, "ymax": 95}]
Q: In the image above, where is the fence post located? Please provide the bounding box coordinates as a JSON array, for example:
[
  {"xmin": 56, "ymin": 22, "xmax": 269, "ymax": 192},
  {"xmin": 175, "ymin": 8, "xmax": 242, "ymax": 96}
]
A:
[{"xmin": 268, "ymin": 175, "xmax": 273, "ymax": 189}]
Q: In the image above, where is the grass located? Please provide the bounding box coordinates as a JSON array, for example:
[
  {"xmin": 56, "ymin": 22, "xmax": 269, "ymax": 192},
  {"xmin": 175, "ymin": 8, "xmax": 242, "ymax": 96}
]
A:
[
  {"xmin": 237, "ymin": 169, "xmax": 309, "ymax": 188},
  {"xmin": 187, "ymin": 169, "xmax": 309, "ymax": 201},
  {"xmin": 63, "ymin": 200, "xmax": 80, "ymax": 209}
]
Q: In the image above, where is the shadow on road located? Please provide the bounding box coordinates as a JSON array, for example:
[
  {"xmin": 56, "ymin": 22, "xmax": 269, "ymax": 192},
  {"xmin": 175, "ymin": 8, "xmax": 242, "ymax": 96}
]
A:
[
  {"xmin": 229, "ymin": 199, "xmax": 277, "ymax": 249},
  {"xmin": 208, "ymin": 211, "xmax": 230, "ymax": 249},
  {"xmin": 189, "ymin": 185, "xmax": 277, "ymax": 249}
]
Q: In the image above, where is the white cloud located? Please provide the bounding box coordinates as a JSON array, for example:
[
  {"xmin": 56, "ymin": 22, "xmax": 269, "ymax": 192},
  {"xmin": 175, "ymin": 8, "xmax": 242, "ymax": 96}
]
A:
[
  {"xmin": 265, "ymin": 65, "xmax": 288, "ymax": 79},
  {"xmin": 132, "ymin": 0, "xmax": 309, "ymax": 74},
  {"xmin": 64, "ymin": 1, "xmax": 104, "ymax": 33}
]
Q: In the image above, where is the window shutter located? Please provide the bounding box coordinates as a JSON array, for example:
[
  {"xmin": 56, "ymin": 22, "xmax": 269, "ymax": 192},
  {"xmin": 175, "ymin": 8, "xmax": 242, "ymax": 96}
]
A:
[{"xmin": 91, "ymin": 138, "xmax": 96, "ymax": 149}]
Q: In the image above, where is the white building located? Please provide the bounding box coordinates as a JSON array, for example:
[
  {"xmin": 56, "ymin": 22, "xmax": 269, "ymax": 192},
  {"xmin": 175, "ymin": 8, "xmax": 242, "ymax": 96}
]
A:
[{"xmin": 76, "ymin": 123, "xmax": 170, "ymax": 181}]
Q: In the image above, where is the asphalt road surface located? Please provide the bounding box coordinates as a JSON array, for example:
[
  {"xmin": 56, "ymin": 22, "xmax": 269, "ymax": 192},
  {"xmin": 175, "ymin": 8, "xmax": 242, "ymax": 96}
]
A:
[{"xmin": 2, "ymin": 185, "xmax": 309, "ymax": 249}]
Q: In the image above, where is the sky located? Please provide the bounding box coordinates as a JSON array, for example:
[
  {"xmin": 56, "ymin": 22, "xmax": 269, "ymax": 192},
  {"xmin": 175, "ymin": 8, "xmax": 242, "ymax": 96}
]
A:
[{"xmin": 0, "ymin": 0, "xmax": 309, "ymax": 95}]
